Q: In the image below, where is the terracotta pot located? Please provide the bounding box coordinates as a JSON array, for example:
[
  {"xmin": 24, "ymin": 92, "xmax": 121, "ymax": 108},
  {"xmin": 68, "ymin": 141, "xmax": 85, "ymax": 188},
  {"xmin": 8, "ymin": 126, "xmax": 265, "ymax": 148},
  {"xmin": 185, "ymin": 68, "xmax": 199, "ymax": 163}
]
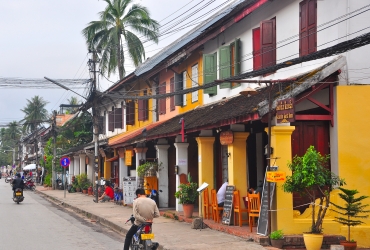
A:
[
  {"xmin": 76, "ymin": 187, "xmax": 81, "ymax": 192},
  {"xmin": 270, "ymin": 239, "xmax": 284, "ymax": 249},
  {"xmin": 182, "ymin": 204, "xmax": 195, "ymax": 218},
  {"xmin": 82, "ymin": 189, "xmax": 87, "ymax": 194},
  {"xmin": 87, "ymin": 186, "xmax": 93, "ymax": 196},
  {"xmin": 340, "ymin": 240, "xmax": 357, "ymax": 250},
  {"xmin": 303, "ymin": 233, "xmax": 323, "ymax": 250}
]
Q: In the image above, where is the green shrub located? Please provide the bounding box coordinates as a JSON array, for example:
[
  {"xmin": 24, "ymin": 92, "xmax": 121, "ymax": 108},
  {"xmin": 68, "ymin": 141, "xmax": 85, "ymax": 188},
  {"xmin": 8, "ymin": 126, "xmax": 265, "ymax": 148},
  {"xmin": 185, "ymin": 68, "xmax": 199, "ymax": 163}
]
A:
[{"xmin": 270, "ymin": 229, "xmax": 284, "ymax": 240}]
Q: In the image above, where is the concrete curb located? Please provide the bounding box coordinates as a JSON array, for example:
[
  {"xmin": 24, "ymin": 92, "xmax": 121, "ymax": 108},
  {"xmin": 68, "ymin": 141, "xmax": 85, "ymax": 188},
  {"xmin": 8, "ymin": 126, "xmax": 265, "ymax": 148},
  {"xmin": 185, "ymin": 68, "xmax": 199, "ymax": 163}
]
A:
[{"xmin": 36, "ymin": 190, "xmax": 164, "ymax": 250}]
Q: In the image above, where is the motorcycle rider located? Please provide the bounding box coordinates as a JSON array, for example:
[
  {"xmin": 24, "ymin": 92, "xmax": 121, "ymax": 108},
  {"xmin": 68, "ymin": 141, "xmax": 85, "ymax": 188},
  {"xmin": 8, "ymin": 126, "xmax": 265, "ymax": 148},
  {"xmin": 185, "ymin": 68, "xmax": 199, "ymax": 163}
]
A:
[
  {"xmin": 12, "ymin": 173, "xmax": 25, "ymax": 197},
  {"xmin": 123, "ymin": 188, "xmax": 160, "ymax": 250}
]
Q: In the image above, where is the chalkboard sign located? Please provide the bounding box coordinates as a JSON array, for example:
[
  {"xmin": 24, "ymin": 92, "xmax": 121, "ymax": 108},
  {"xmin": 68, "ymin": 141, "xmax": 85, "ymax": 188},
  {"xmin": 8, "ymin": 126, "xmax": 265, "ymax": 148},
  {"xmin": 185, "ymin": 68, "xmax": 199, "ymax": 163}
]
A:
[
  {"xmin": 221, "ymin": 185, "xmax": 235, "ymax": 225},
  {"xmin": 257, "ymin": 166, "xmax": 278, "ymax": 236}
]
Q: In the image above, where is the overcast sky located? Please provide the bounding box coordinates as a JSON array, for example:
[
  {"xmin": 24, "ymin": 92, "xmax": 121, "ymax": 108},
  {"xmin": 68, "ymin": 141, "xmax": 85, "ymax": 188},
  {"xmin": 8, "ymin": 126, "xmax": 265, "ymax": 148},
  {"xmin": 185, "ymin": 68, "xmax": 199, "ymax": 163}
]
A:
[{"xmin": 0, "ymin": 0, "xmax": 228, "ymax": 127}]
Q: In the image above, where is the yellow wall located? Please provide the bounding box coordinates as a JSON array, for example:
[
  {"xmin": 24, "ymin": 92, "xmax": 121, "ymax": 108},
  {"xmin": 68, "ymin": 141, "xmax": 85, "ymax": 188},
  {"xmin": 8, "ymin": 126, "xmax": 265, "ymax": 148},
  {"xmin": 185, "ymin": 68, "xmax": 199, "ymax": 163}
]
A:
[{"xmin": 336, "ymin": 85, "xmax": 370, "ymax": 247}]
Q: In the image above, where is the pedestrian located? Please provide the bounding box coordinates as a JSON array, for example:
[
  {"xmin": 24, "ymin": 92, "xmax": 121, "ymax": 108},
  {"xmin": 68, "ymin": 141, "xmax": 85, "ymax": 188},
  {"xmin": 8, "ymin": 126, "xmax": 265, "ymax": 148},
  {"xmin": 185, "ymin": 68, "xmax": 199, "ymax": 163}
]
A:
[{"xmin": 217, "ymin": 180, "xmax": 228, "ymax": 207}]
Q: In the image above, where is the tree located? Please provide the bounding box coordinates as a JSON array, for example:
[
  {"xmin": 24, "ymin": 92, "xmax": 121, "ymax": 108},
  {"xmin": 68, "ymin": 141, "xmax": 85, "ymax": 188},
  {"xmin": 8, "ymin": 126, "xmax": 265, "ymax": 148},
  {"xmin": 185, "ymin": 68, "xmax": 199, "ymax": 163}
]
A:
[
  {"xmin": 4, "ymin": 121, "xmax": 21, "ymax": 142},
  {"xmin": 20, "ymin": 96, "xmax": 49, "ymax": 133},
  {"xmin": 66, "ymin": 96, "xmax": 80, "ymax": 114},
  {"xmin": 82, "ymin": 0, "xmax": 159, "ymax": 79}
]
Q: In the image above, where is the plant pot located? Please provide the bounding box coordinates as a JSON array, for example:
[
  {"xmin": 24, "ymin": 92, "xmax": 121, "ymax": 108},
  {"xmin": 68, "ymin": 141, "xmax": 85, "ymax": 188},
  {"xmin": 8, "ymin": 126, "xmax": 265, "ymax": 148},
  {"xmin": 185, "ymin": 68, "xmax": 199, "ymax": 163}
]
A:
[
  {"xmin": 340, "ymin": 240, "xmax": 357, "ymax": 250},
  {"xmin": 82, "ymin": 189, "xmax": 87, "ymax": 194},
  {"xmin": 270, "ymin": 239, "xmax": 284, "ymax": 249},
  {"xmin": 303, "ymin": 233, "xmax": 323, "ymax": 250},
  {"xmin": 182, "ymin": 204, "xmax": 195, "ymax": 218},
  {"xmin": 76, "ymin": 187, "xmax": 81, "ymax": 192},
  {"xmin": 88, "ymin": 186, "xmax": 93, "ymax": 196}
]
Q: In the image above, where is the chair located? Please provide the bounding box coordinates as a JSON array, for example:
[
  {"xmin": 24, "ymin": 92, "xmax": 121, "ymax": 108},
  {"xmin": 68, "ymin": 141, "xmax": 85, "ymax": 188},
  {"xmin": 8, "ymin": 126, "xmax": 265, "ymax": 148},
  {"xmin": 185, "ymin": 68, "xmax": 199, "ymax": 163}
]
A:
[
  {"xmin": 233, "ymin": 190, "xmax": 249, "ymax": 227},
  {"xmin": 202, "ymin": 188, "xmax": 212, "ymax": 219},
  {"xmin": 247, "ymin": 192, "xmax": 261, "ymax": 232},
  {"xmin": 211, "ymin": 189, "xmax": 223, "ymax": 223}
]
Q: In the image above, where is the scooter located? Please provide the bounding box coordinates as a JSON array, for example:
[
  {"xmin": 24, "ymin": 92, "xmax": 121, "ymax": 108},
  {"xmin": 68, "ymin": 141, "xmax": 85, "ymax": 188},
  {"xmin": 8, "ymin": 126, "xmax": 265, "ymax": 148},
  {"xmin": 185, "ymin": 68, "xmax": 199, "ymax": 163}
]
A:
[
  {"xmin": 24, "ymin": 178, "xmax": 36, "ymax": 191},
  {"xmin": 125, "ymin": 215, "xmax": 159, "ymax": 250},
  {"xmin": 13, "ymin": 188, "xmax": 24, "ymax": 204}
]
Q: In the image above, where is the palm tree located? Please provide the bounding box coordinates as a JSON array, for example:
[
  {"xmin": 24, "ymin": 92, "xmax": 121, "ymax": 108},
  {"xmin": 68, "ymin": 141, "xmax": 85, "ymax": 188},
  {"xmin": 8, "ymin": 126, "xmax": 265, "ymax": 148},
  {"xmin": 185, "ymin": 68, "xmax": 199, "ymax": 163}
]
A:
[
  {"xmin": 20, "ymin": 96, "xmax": 49, "ymax": 133},
  {"xmin": 5, "ymin": 121, "xmax": 21, "ymax": 142},
  {"xmin": 67, "ymin": 96, "xmax": 80, "ymax": 114},
  {"xmin": 82, "ymin": 0, "xmax": 159, "ymax": 79}
]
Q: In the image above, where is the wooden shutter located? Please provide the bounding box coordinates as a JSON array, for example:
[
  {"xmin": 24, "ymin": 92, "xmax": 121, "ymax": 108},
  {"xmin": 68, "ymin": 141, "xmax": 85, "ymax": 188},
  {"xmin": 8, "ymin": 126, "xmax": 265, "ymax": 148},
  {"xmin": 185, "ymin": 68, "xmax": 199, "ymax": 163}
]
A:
[
  {"xmin": 108, "ymin": 111, "xmax": 114, "ymax": 131},
  {"xmin": 174, "ymin": 73, "xmax": 183, "ymax": 106},
  {"xmin": 159, "ymin": 83, "xmax": 166, "ymax": 115},
  {"xmin": 300, "ymin": 0, "xmax": 317, "ymax": 56},
  {"xmin": 219, "ymin": 46, "xmax": 231, "ymax": 89},
  {"xmin": 138, "ymin": 99, "xmax": 144, "ymax": 121},
  {"xmin": 126, "ymin": 102, "xmax": 135, "ymax": 125},
  {"xmin": 260, "ymin": 18, "xmax": 276, "ymax": 68},
  {"xmin": 191, "ymin": 64, "xmax": 198, "ymax": 102},
  {"xmin": 98, "ymin": 116, "xmax": 104, "ymax": 134},
  {"xmin": 253, "ymin": 27, "xmax": 261, "ymax": 70},
  {"xmin": 203, "ymin": 53, "xmax": 217, "ymax": 95},
  {"xmin": 234, "ymin": 38, "xmax": 241, "ymax": 75},
  {"xmin": 114, "ymin": 108, "xmax": 122, "ymax": 128},
  {"xmin": 170, "ymin": 77, "xmax": 175, "ymax": 111}
]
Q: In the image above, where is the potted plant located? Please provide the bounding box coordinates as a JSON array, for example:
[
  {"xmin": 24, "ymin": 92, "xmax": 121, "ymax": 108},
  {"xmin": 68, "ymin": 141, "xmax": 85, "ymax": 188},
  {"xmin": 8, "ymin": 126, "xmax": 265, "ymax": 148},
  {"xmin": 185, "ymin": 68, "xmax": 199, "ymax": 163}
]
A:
[
  {"xmin": 270, "ymin": 229, "xmax": 284, "ymax": 249},
  {"xmin": 175, "ymin": 173, "xmax": 198, "ymax": 218},
  {"xmin": 137, "ymin": 161, "xmax": 160, "ymax": 194},
  {"xmin": 330, "ymin": 187, "xmax": 370, "ymax": 250},
  {"xmin": 282, "ymin": 146, "xmax": 345, "ymax": 250}
]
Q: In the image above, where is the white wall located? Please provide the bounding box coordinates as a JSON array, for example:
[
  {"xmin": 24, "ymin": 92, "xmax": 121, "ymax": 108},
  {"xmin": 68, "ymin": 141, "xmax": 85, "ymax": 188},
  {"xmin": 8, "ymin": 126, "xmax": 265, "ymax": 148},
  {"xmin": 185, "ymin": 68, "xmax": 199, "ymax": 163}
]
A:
[{"xmin": 98, "ymin": 100, "xmax": 126, "ymax": 139}]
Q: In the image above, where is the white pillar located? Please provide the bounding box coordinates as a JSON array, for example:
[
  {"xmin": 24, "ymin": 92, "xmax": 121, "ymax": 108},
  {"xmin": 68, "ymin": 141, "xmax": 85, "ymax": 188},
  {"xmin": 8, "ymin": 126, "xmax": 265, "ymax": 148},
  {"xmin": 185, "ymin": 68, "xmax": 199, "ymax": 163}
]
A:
[
  {"xmin": 119, "ymin": 157, "xmax": 127, "ymax": 189},
  {"xmin": 73, "ymin": 155, "xmax": 80, "ymax": 176},
  {"xmin": 155, "ymin": 139, "xmax": 170, "ymax": 208},
  {"xmin": 79, "ymin": 153, "xmax": 86, "ymax": 175},
  {"xmin": 134, "ymin": 146, "xmax": 147, "ymax": 189},
  {"xmin": 174, "ymin": 135, "xmax": 189, "ymax": 212},
  {"xmin": 68, "ymin": 157, "xmax": 74, "ymax": 184}
]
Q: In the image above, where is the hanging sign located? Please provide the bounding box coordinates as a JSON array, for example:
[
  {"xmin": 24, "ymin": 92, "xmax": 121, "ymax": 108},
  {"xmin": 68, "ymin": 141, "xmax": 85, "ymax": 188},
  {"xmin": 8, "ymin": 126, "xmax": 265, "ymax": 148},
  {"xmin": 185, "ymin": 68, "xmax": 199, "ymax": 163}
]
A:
[
  {"xmin": 125, "ymin": 150, "xmax": 132, "ymax": 166},
  {"xmin": 276, "ymin": 98, "xmax": 295, "ymax": 123},
  {"xmin": 266, "ymin": 171, "xmax": 286, "ymax": 182},
  {"xmin": 220, "ymin": 131, "xmax": 234, "ymax": 145}
]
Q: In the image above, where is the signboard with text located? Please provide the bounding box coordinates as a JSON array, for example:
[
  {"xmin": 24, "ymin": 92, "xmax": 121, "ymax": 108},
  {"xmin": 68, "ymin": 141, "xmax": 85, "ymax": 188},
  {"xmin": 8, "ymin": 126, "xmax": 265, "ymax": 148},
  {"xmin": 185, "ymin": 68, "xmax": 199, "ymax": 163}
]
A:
[
  {"xmin": 125, "ymin": 150, "xmax": 132, "ymax": 166},
  {"xmin": 221, "ymin": 185, "xmax": 235, "ymax": 225},
  {"xmin": 220, "ymin": 131, "xmax": 234, "ymax": 145},
  {"xmin": 276, "ymin": 98, "xmax": 295, "ymax": 123},
  {"xmin": 266, "ymin": 171, "xmax": 286, "ymax": 182}
]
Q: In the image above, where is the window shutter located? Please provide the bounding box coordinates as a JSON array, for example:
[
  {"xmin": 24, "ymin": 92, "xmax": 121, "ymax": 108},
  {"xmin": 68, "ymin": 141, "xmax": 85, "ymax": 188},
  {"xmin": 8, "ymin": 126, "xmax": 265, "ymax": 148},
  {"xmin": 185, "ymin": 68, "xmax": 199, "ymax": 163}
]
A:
[
  {"xmin": 307, "ymin": 0, "xmax": 317, "ymax": 54},
  {"xmin": 143, "ymin": 99, "xmax": 148, "ymax": 120},
  {"xmin": 170, "ymin": 77, "xmax": 175, "ymax": 111},
  {"xmin": 234, "ymin": 38, "xmax": 241, "ymax": 75},
  {"xmin": 114, "ymin": 108, "xmax": 122, "ymax": 128},
  {"xmin": 219, "ymin": 45, "xmax": 231, "ymax": 89},
  {"xmin": 174, "ymin": 73, "xmax": 183, "ymax": 106},
  {"xmin": 98, "ymin": 116, "xmax": 104, "ymax": 134},
  {"xmin": 183, "ymin": 71, "xmax": 187, "ymax": 105},
  {"xmin": 203, "ymin": 53, "xmax": 217, "ymax": 95},
  {"xmin": 108, "ymin": 111, "xmax": 114, "ymax": 131},
  {"xmin": 126, "ymin": 102, "xmax": 135, "ymax": 125},
  {"xmin": 260, "ymin": 18, "xmax": 276, "ymax": 68},
  {"xmin": 253, "ymin": 27, "xmax": 261, "ymax": 70},
  {"xmin": 191, "ymin": 64, "xmax": 198, "ymax": 102},
  {"xmin": 121, "ymin": 106, "xmax": 124, "ymax": 128},
  {"xmin": 138, "ymin": 99, "xmax": 144, "ymax": 121},
  {"xmin": 300, "ymin": 0, "xmax": 317, "ymax": 56},
  {"xmin": 159, "ymin": 83, "xmax": 166, "ymax": 115}
]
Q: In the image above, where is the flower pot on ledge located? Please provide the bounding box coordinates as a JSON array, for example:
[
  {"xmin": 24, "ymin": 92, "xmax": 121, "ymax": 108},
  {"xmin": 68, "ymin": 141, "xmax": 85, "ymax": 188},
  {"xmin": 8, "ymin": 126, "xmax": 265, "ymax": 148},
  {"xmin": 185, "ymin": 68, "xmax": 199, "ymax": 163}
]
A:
[{"xmin": 182, "ymin": 204, "xmax": 195, "ymax": 218}]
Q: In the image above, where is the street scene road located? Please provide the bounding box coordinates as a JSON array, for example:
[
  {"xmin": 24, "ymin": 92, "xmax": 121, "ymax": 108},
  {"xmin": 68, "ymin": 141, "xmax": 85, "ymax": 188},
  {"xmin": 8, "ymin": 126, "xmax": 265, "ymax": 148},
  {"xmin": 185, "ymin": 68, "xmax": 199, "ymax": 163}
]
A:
[{"xmin": 0, "ymin": 180, "xmax": 123, "ymax": 250}]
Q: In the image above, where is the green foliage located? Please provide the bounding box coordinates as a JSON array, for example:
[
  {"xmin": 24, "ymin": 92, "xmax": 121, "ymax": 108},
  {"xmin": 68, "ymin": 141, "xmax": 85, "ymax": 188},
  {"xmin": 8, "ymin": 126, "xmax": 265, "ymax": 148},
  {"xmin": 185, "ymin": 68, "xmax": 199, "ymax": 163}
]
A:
[
  {"xmin": 137, "ymin": 161, "xmax": 158, "ymax": 177},
  {"xmin": 270, "ymin": 229, "xmax": 284, "ymax": 240},
  {"xmin": 75, "ymin": 173, "xmax": 91, "ymax": 189},
  {"xmin": 20, "ymin": 95, "xmax": 49, "ymax": 133},
  {"xmin": 175, "ymin": 173, "xmax": 198, "ymax": 204},
  {"xmin": 330, "ymin": 187, "xmax": 370, "ymax": 241},
  {"xmin": 282, "ymin": 146, "xmax": 345, "ymax": 234},
  {"xmin": 44, "ymin": 173, "xmax": 52, "ymax": 187}
]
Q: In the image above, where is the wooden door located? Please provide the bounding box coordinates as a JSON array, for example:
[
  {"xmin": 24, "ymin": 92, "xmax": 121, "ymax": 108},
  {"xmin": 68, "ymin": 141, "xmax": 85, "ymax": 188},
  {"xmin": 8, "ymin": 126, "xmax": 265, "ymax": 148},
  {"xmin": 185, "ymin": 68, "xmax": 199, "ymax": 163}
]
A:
[
  {"xmin": 291, "ymin": 121, "xmax": 330, "ymax": 213},
  {"xmin": 168, "ymin": 143, "xmax": 176, "ymax": 208}
]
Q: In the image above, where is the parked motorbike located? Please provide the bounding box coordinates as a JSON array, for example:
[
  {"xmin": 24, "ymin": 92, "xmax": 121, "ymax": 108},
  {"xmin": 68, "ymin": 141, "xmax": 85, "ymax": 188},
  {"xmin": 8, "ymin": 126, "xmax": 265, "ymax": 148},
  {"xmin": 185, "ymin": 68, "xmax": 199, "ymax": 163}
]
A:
[
  {"xmin": 5, "ymin": 176, "xmax": 13, "ymax": 183},
  {"xmin": 13, "ymin": 188, "xmax": 24, "ymax": 204},
  {"xmin": 125, "ymin": 215, "xmax": 158, "ymax": 250},
  {"xmin": 24, "ymin": 178, "xmax": 36, "ymax": 191}
]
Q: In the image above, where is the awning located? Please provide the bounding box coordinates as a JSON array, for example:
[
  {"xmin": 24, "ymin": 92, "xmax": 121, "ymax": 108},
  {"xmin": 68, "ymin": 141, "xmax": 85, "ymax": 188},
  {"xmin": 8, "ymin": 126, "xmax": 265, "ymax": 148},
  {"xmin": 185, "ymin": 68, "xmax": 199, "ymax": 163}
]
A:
[
  {"xmin": 23, "ymin": 164, "xmax": 36, "ymax": 170},
  {"xmin": 106, "ymin": 155, "xmax": 119, "ymax": 162}
]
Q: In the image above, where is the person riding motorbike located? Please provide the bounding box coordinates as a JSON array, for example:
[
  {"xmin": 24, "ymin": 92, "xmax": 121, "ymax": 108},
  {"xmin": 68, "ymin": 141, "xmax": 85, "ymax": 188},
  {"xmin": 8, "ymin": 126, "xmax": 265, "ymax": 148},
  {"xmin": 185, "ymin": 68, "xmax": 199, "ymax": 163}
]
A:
[
  {"xmin": 12, "ymin": 173, "xmax": 25, "ymax": 196},
  {"xmin": 123, "ymin": 188, "xmax": 160, "ymax": 250}
]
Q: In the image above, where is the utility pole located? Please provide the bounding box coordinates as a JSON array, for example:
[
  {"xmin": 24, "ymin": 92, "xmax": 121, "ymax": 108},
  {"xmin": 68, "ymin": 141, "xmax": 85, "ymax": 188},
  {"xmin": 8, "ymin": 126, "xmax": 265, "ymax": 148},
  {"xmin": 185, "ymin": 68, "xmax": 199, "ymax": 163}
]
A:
[{"xmin": 52, "ymin": 110, "xmax": 57, "ymax": 190}]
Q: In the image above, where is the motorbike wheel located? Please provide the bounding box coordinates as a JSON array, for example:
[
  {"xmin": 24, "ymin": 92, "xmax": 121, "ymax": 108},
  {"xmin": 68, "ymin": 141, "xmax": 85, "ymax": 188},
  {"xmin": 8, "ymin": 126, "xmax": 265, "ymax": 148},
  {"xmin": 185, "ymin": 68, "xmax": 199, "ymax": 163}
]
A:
[
  {"xmin": 31, "ymin": 185, "xmax": 36, "ymax": 191},
  {"xmin": 129, "ymin": 238, "xmax": 138, "ymax": 250},
  {"xmin": 143, "ymin": 240, "xmax": 152, "ymax": 250},
  {"xmin": 5, "ymin": 178, "xmax": 8, "ymax": 183}
]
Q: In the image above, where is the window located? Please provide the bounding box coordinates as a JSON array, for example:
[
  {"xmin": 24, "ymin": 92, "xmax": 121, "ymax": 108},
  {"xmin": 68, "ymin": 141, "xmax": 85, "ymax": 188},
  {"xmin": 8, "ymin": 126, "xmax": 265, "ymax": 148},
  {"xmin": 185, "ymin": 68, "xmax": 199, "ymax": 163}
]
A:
[
  {"xmin": 138, "ymin": 90, "xmax": 148, "ymax": 121},
  {"xmin": 170, "ymin": 77, "xmax": 175, "ymax": 111},
  {"xmin": 300, "ymin": 0, "xmax": 317, "ymax": 56},
  {"xmin": 114, "ymin": 107, "xmax": 122, "ymax": 128},
  {"xmin": 159, "ymin": 82, "xmax": 166, "ymax": 115},
  {"xmin": 183, "ymin": 71, "xmax": 187, "ymax": 106},
  {"xmin": 191, "ymin": 64, "xmax": 198, "ymax": 102},
  {"xmin": 108, "ymin": 107, "xmax": 114, "ymax": 132},
  {"xmin": 174, "ymin": 73, "xmax": 183, "ymax": 106},
  {"xmin": 253, "ymin": 18, "xmax": 276, "ymax": 70},
  {"xmin": 126, "ymin": 101, "xmax": 135, "ymax": 125},
  {"xmin": 219, "ymin": 38, "xmax": 241, "ymax": 89},
  {"xmin": 203, "ymin": 53, "xmax": 217, "ymax": 95}
]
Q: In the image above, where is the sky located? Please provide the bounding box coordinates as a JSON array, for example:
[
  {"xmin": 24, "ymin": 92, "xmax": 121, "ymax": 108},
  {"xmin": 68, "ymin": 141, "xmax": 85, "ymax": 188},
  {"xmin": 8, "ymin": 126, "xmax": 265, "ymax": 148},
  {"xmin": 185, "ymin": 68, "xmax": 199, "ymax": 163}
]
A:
[{"xmin": 0, "ymin": 0, "xmax": 229, "ymax": 127}]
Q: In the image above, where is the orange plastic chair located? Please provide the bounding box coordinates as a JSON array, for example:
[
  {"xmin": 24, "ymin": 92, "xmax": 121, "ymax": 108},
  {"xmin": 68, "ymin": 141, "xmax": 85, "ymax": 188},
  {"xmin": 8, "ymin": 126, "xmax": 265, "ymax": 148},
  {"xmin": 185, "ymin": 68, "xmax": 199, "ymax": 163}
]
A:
[
  {"xmin": 202, "ymin": 188, "xmax": 212, "ymax": 219},
  {"xmin": 211, "ymin": 189, "xmax": 223, "ymax": 223},
  {"xmin": 247, "ymin": 192, "xmax": 261, "ymax": 232},
  {"xmin": 233, "ymin": 190, "xmax": 249, "ymax": 227}
]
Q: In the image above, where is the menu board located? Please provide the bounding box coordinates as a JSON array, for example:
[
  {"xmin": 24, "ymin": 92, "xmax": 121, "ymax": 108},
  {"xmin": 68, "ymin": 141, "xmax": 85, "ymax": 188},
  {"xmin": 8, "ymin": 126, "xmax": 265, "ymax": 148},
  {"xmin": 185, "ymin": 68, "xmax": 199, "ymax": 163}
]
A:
[
  {"xmin": 257, "ymin": 166, "xmax": 278, "ymax": 236},
  {"xmin": 221, "ymin": 185, "xmax": 235, "ymax": 225}
]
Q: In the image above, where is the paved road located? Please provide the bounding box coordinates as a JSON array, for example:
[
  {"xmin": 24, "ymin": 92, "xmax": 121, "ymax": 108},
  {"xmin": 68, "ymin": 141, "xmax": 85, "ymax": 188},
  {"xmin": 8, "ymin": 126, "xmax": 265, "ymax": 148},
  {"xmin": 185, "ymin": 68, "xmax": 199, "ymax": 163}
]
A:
[{"xmin": 0, "ymin": 179, "xmax": 124, "ymax": 250}]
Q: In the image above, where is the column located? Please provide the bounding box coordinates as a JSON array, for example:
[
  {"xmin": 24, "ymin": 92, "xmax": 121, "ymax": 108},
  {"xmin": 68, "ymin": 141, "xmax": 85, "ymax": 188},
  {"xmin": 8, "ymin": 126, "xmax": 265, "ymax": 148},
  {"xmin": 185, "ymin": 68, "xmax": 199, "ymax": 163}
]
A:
[
  {"xmin": 134, "ymin": 146, "xmax": 148, "ymax": 188},
  {"xmin": 174, "ymin": 135, "xmax": 189, "ymax": 212},
  {"xmin": 73, "ymin": 155, "xmax": 80, "ymax": 176},
  {"xmin": 196, "ymin": 136, "xmax": 215, "ymax": 217},
  {"xmin": 268, "ymin": 125, "xmax": 295, "ymax": 232},
  {"xmin": 228, "ymin": 132, "xmax": 249, "ymax": 195},
  {"xmin": 68, "ymin": 156, "xmax": 74, "ymax": 184},
  {"xmin": 79, "ymin": 153, "xmax": 86, "ymax": 175},
  {"xmin": 155, "ymin": 139, "xmax": 170, "ymax": 208},
  {"xmin": 118, "ymin": 148, "xmax": 127, "ymax": 189}
]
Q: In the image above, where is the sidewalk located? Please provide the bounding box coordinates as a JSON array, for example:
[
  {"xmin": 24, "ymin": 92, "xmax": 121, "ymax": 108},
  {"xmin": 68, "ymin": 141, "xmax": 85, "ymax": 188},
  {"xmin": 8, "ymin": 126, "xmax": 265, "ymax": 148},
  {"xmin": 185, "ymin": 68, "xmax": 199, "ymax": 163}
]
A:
[{"xmin": 36, "ymin": 187, "xmax": 270, "ymax": 250}]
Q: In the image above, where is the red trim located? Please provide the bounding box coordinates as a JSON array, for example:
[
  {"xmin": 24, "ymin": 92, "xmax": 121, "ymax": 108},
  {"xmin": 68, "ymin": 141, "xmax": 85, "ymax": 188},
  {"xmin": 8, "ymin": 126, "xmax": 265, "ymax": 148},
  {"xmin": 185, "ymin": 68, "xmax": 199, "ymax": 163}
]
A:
[
  {"xmin": 234, "ymin": 0, "xmax": 268, "ymax": 23},
  {"xmin": 106, "ymin": 155, "xmax": 119, "ymax": 162},
  {"xmin": 295, "ymin": 114, "xmax": 332, "ymax": 121},
  {"xmin": 307, "ymin": 97, "xmax": 331, "ymax": 112}
]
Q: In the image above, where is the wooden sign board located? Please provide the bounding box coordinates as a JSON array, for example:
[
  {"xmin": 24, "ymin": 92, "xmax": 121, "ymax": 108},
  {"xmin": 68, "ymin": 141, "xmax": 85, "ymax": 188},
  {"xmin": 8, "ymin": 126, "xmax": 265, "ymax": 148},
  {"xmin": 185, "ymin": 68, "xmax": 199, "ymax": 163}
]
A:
[
  {"xmin": 257, "ymin": 166, "xmax": 278, "ymax": 236},
  {"xmin": 125, "ymin": 150, "xmax": 132, "ymax": 166},
  {"xmin": 220, "ymin": 131, "xmax": 234, "ymax": 145},
  {"xmin": 266, "ymin": 171, "xmax": 286, "ymax": 182},
  {"xmin": 221, "ymin": 185, "xmax": 235, "ymax": 225},
  {"xmin": 276, "ymin": 98, "xmax": 295, "ymax": 123}
]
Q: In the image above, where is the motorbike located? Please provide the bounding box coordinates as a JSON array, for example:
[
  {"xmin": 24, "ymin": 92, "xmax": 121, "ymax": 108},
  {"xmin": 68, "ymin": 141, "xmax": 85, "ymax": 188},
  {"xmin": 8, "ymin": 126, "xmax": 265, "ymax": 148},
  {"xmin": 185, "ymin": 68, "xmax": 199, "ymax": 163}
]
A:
[
  {"xmin": 125, "ymin": 215, "xmax": 158, "ymax": 250},
  {"xmin": 5, "ymin": 175, "xmax": 13, "ymax": 183},
  {"xmin": 13, "ymin": 188, "xmax": 24, "ymax": 204},
  {"xmin": 24, "ymin": 178, "xmax": 36, "ymax": 191}
]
